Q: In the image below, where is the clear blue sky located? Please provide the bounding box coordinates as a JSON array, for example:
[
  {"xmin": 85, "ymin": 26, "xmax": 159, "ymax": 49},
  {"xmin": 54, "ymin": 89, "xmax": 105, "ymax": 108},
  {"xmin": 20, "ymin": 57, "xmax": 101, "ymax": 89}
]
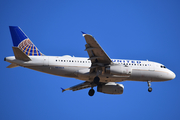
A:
[{"xmin": 1, "ymin": 0, "xmax": 180, "ymax": 120}]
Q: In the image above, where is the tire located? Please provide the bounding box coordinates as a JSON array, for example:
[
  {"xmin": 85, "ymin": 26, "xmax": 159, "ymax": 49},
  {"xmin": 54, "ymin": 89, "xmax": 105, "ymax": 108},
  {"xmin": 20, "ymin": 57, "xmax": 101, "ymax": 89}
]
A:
[
  {"xmin": 88, "ymin": 89, "xmax": 95, "ymax": 96},
  {"xmin": 148, "ymin": 87, "xmax": 152, "ymax": 92}
]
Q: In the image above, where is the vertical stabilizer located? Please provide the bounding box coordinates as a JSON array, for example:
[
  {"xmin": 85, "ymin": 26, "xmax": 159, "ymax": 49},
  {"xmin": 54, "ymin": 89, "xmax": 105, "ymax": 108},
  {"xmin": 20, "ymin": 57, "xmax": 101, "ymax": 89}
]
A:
[{"xmin": 9, "ymin": 26, "xmax": 43, "ymax": 56}]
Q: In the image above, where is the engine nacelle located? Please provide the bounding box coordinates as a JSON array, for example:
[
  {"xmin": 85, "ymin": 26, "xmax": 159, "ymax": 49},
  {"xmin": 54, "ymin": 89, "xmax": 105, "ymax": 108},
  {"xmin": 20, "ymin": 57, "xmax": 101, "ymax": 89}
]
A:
[
  {"xmin": 97, "ymin": 82, "xmax": 124, "ymax": 94},
  {"xmin": 106, "ymin": 65, "xmax": 132, "ymax": 75}
]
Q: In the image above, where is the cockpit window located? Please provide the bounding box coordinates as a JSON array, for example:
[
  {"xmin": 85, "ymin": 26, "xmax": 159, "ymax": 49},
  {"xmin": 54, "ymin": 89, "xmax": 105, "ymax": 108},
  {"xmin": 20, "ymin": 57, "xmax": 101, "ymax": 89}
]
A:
[{"xmin": 160, "ymin": 65, "xmax": 166, "ymax": 68}]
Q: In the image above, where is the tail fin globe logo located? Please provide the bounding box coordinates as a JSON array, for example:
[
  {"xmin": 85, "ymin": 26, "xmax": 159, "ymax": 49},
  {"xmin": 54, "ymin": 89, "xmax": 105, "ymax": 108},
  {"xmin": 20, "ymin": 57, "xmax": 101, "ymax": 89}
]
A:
[
  {"xmin": 18, "ymin": 38, "xmax": 43, "ymax": 56},
  {"xmin": 9, "ymin": 26, "xmax": 43, "ymax": 56}
]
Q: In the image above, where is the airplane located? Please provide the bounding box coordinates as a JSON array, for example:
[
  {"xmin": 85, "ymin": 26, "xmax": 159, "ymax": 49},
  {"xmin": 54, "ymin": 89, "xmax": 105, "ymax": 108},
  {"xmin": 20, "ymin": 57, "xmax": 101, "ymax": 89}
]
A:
[{"xmin": 4, "ymin": 26, "xmax": 176, "ymax": 96}]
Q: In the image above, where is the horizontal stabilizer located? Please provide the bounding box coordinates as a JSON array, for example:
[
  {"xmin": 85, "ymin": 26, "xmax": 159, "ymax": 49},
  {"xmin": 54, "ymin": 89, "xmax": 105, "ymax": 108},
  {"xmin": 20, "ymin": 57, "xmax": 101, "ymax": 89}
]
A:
[
  {"xmin": 7, "ymin": 63, "xmax": 19, "ymax": 68},
  {"xmin": 12, "ymin": 47, "xmax": 31, "ymax": 61}
]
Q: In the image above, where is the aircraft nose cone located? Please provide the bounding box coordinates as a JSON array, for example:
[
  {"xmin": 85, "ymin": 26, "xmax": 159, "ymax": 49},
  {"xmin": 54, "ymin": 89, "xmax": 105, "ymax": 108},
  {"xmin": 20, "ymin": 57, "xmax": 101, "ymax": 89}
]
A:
[
  {"xmin": 169, "ymin": 70, "xmax": 176, "ymax": 80},
  {"xmin": 171, "ymin": 72, "xmax": 176, "ymax": 79}
]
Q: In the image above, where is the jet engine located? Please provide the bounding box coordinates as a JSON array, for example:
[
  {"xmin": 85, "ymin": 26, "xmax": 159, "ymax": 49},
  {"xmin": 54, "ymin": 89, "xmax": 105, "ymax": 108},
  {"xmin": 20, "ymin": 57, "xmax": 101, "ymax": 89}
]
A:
[
  {"xmin": 106, "ymin": 65, "xmax": 132, "ymax": 75},
  {"xmin": 97, "ymin": 82, "xmax": 124, "ymax": 94}
]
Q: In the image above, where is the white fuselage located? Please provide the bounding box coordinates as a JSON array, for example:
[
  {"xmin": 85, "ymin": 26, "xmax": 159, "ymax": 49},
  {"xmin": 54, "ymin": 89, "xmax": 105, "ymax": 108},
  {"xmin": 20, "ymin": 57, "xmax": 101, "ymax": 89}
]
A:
[{"xmin": 5, "ymin": 55, "xmax": 176, "ymax": 83}]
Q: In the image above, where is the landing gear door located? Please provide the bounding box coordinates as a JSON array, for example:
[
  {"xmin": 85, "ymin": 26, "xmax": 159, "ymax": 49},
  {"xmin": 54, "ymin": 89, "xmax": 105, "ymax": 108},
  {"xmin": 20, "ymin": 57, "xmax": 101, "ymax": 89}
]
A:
[{"xmin": 43, "ymin": 56, "xmax": 49, "ymax": 66}]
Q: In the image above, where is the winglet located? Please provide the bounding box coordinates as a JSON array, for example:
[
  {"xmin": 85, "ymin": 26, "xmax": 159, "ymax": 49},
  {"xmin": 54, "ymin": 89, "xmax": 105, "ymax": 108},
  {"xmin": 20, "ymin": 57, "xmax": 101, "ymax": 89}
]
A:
[
  {"xmin": 81, "ymin": 31, "xmax": 86, "ymax": 34},
  {"xmin": 61, "ymin": 87, "xmax": 65, "ymax": 92},
  {"xmin": 81, "ymin": 31, "xmax": 86, "ymax": 36}
]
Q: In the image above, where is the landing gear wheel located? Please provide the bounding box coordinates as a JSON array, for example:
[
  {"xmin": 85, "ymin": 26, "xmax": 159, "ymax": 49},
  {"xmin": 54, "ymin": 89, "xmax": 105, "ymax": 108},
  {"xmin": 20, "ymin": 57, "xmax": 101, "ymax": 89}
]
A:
[
  {"xmin": 147, "ymin": 81, "xmax": 152, "ymax": 92},
  {"xmin": 88, "ymin": 89, "xmax": 95, "ymax": 96},
  {"xmin": 148, "ymin": 87, "xmax": 152, "ymax": 92},
  {"xmin": 94, "ymin": 76, "xmax": 100, "ymax": 84}
]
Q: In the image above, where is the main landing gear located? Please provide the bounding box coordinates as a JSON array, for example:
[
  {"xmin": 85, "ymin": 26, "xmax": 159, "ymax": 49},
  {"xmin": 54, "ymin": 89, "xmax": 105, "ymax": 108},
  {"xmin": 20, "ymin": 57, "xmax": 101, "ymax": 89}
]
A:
[
  {"xmin": 147, "ymin": 81, "xmax": 152, "ymax": 92},
  {"xmin": 88, "ymin": 88, "xmax": 95, "ymax": 96},
  {"xmin": 88, "ymin": 76, "xmax": 100, "ymax": 96}
]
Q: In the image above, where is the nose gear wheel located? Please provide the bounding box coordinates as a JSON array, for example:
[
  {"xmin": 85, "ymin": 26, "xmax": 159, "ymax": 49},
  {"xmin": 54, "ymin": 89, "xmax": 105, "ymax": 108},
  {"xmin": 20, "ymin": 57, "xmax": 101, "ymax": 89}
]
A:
[{"xmin": 147, "ymin": 81, "xmax": 152, "ymax": 92}]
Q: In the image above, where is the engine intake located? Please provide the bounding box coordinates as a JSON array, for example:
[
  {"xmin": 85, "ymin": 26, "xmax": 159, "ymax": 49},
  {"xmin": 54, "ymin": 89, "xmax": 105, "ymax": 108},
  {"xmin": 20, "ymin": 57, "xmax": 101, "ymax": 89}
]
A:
[{"xmin": 97, "ymin": 82, "xmax": 124, "ymax": 94}]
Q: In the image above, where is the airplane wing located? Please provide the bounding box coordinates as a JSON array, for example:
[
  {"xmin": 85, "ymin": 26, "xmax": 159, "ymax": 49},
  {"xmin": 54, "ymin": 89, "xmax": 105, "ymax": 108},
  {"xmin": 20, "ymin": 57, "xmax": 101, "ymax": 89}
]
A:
[
  {"xmin": 82, "ymin": 32, "xmax": 112, "ymax": 72},
  {"xmin": 62, "ymin": 81, "xmax": 96, "ymax": 92}
]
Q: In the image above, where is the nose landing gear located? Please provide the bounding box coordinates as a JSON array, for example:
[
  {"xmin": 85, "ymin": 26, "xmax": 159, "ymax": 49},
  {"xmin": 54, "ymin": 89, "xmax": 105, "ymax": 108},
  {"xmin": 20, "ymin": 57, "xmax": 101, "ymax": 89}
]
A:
[{"xmin": 147, "ymin": 81, "xmax": 152, "ymax": 92}]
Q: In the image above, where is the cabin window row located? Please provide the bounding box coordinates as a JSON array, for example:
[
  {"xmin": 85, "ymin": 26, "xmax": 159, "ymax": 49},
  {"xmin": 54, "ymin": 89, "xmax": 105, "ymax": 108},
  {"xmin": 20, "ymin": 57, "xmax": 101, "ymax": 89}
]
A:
[
  {"xmin": 55, "ymin": 59, "xmax": 91, "ymax": 63},
  {"xmin": 55, "ymin": 59, "xmax": 150, "ymax": 66},
  {"xmin": 120, "ymin": 63, "xmax": 150, "ymax": 66}
]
